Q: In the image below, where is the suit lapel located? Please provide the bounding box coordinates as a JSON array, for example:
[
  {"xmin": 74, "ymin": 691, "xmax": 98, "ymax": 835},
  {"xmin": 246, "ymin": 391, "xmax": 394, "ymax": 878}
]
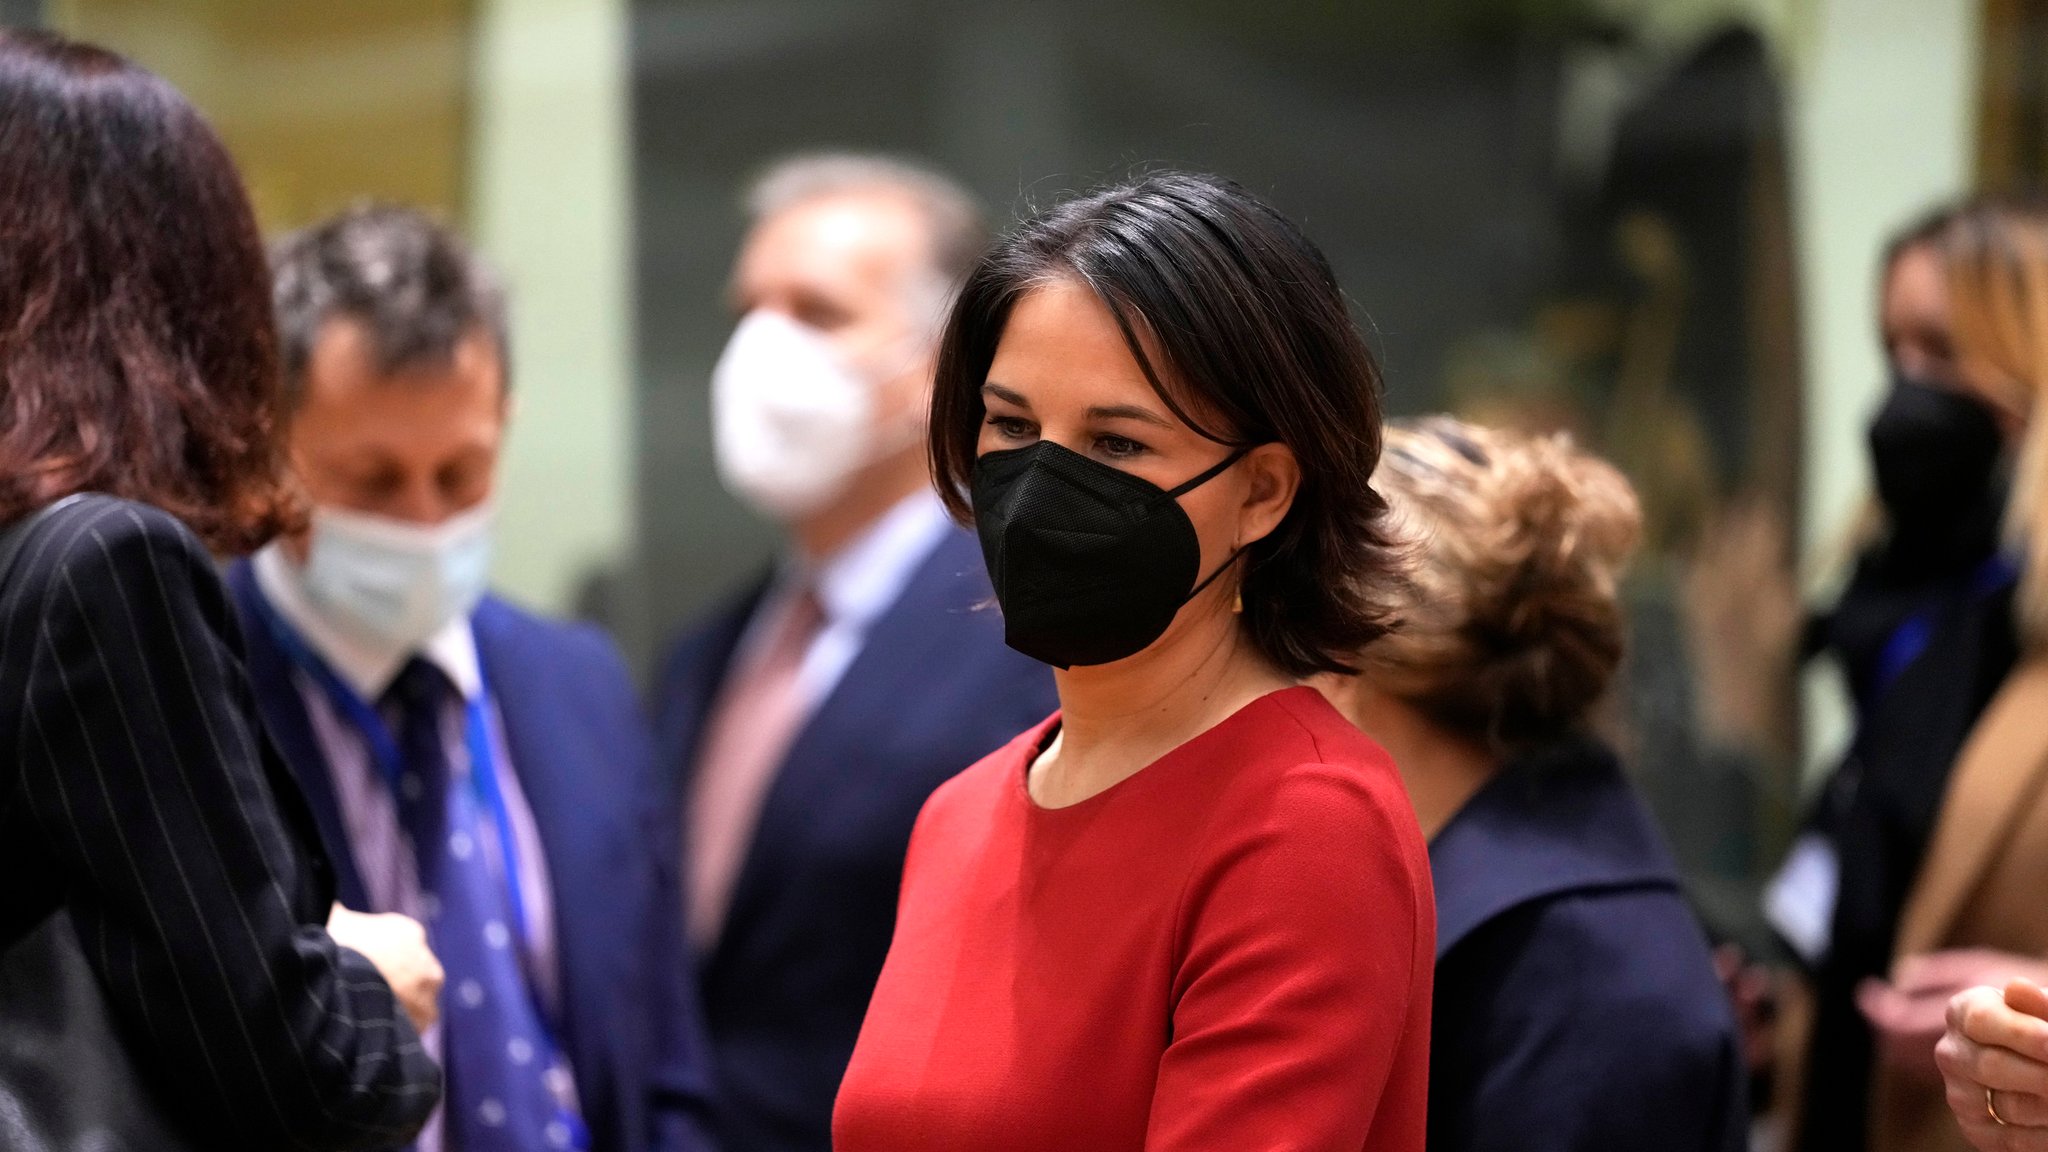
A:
[
  {"xmin": 225, "ymin": 561, "xmax": 371, "ymax": 909},
  {"xmin": 1897, "ymin": 658, "xmax": 2048, "ymax": 959},
  {"xmin": 470, "ymin": 599, "xmax": 623, "ymax": 1124},
  {"xmin": 660, "ymin": 577, "xmax": 769, "ymax": 802},
  {"xmin": 713, "ymin": 530, "xmax": 984, "ymax": 957}
]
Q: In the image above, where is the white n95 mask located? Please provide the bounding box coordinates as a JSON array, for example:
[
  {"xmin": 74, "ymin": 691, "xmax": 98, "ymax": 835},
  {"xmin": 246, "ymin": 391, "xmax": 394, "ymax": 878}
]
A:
[
  {"xmin": 712, "ymin": 309, "xmax": 903, "ymax": 520},
  {"xmin": 303, "ymin": 502, "xmax": 495, "ymax": 653}
]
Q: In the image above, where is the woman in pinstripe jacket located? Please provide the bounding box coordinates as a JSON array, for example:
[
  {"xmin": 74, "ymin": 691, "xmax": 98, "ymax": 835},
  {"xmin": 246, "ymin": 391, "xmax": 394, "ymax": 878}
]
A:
[{"xmin": 0, "ymin": 29, "xmax": 443, "ymax": 1149}]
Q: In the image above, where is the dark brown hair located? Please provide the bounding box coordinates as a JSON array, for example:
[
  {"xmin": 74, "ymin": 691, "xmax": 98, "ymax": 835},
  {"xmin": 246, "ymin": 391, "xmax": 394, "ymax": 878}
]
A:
[
  {"xmin": 929, "ymin": 171, "xmax": 1402, "ymax": 677},
  {"xmin": 0, "ymin": 30, "xmax": 295, "ymax": 553}
]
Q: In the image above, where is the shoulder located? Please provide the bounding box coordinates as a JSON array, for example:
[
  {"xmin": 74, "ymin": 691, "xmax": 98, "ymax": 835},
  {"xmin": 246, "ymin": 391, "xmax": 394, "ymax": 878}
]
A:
[
  {"xmin": 7, "ymin": 496, "xmax": 220, "ymax": 609},
  {"xmin": 476, "ymin": 595, "xmax": 628, "ymax": 674},
  {"xmin": 1460, "ymin": 887, "xmax": 1734, "ymax": 1050},
  {"xmin": 1216, "ymin": 688, "xmax": 1423, "ymax": 856},
  {"xmin": 904, "ymin": 718, "xmax": 1048, "ymax": 848},
  {"xmin": 1177, "ymin": 689, "xmax": 1434, "ymax": 936},
  {"xmin": 923, "ymin": 721, "xmax": 1043, "ymax": 814},
  {"xmin": 20, "ymin": 495, "xmax": 208, "ymax": 570}
]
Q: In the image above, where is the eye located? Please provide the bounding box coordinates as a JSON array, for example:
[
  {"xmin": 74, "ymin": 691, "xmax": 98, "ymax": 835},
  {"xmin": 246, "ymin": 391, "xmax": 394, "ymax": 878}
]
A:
[
  {"xmin": 1094, "ymin": 434, "xmax": 1147, "ymax": 460},
  {"xmin": 985, "ymin": 414, "xmax": 1036, "ymax": 442}
]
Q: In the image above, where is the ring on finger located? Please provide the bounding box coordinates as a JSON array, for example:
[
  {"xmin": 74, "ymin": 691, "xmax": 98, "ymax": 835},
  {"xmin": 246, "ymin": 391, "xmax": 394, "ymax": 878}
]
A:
[{"xmin": 1990, "ymin": 1087, "xmax": 2013, "ymax": 1127}]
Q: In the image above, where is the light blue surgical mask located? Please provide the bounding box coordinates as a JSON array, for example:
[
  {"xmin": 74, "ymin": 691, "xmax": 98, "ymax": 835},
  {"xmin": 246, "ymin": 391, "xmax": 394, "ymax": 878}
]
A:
[{"xmin": 302, "ymin": 502, "xmax": 495, "ymax": 653}]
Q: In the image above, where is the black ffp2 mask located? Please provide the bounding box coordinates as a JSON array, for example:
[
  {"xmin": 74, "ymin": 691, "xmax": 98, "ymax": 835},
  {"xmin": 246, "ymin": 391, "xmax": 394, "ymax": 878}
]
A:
[
  {"xmin": 1868, "ymin": 375, "xmax": 2003, "ymax": 541},
  {"xmin": 971, "ymin": 440, "xmax": 1248, "ymax": 669}
]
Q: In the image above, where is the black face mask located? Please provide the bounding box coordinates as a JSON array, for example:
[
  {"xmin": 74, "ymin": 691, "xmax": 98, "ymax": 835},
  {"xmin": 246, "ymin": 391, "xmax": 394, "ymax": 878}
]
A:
[
  {"xmin": 971, "ymin": 440, "xmax": 1248, "ymax": 669},
  {"xmin": 1867, "ymin": 374, "xmax": 2003, "ymax": 540}
]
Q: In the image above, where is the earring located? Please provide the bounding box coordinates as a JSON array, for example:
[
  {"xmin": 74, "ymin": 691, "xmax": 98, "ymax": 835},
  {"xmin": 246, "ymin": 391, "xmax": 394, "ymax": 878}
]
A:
[{"xmin": 1232, "ymin": 589, "xmax": 1243, "ymax": 615}]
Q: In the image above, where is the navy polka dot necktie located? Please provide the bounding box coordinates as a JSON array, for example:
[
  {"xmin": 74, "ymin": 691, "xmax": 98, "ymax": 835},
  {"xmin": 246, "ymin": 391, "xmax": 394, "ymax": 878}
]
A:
[{"xmin": 386, "ymin": 658, "xmax": 587, "ymax": 1151}]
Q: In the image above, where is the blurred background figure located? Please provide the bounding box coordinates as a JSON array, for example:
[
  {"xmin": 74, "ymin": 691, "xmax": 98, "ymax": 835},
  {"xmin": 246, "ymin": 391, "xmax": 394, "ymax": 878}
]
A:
[
  {"xmin": 1797, "ymin": 203, "xmax": 2013, "ymax": 725},
  {"xmin": 0, "ymin": 28, "xmax": 441, "ymax": 1150},
  {"xmin": 1322, "ymin": 416, "xmax": 1747, "ymax": 1152},
  {"xmin": 231, "ymin": 204, "xmax": 716, "ymax": 1152},
  {"xmin": 1819, "ymin": 193, "xmax": 2048, "ymax": 1152},
  {"xmin": 654, "ymin": 154, "xmax": 1055, "ymax": 1152},
  {"xmin": 1773, "ymin": 197, "xmax": 2035, "ymax": 1152}
]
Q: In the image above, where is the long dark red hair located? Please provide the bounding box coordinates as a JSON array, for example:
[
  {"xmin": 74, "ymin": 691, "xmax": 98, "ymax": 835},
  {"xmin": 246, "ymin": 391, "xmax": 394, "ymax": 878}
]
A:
[{"xmin": 0, "ymin": 29, "xmax": 296, "ymax": 553}]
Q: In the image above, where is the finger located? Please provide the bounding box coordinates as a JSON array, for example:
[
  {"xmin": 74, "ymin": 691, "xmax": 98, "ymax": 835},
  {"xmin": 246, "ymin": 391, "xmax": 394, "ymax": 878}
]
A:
[
  {"xmin": 1963, "ymin": 1040, "xmax": 2048, "ymax": 1097},
  {"xmin": 1862, "ymin": 979, "xmax": 1902, "ymax": 1029},
  {"xmin": 1903, "ymin": 950, "xmax": 2001, "ymax": 995},
  {"xmin": 1961, "ymin": 1082, "xmax": 2048, "ymax": 1135},
  {"xmin": 1962, "ymin": 990, "xmax": 2048, "ymax": 1065},
  {"xmin": 1870, "ymin": 981, "xmax": 1952, "ymax": 1038},
  {"xmin": 2012, "ymin": 980, "xmax": 2048, "ymax": 1022}
]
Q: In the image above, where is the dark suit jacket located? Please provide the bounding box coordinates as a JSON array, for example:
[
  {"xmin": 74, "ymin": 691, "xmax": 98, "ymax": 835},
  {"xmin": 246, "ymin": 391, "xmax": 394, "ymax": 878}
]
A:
[
  {"xmin": 1428, "ymin": 737, "xmax": 1748, "ymax": 1152},
  {"xmin": 0, "ymin": 496, "xmax": 441, "ymax": 1149},
  {"xmin": 655, "ymin": 525, "xmax": 1057, "ymax": 1152},
  {"xmin": 227, "ymin": 562, "xmax": 717, "ymax": 1152}
]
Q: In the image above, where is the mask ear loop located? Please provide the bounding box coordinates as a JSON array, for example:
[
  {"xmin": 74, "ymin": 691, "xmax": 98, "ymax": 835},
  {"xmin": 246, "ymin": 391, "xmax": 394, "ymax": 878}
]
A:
[
  {"xmin": 1165, "ymin": 446, "xmax": 1253, "ymax": 498},
  {"xmin": 1167, "ymin": 445, "xmax": 1257, "ymax": 609},
  {"xmin": 1183, "ymin": 545, "xmax": 1251, "ymax": 607}
]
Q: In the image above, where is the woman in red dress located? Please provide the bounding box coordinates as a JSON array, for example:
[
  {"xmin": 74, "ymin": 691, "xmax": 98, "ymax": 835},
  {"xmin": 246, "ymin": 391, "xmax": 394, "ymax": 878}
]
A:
[{"xmin": 832, "ymin": 171, "xmax": 1434, "ymax": 1152}]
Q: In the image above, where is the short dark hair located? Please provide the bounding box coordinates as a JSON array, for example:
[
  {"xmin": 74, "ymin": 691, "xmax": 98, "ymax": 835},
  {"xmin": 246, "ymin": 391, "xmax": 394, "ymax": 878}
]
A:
[
  {"xmin": 270, "ymin": 202, "xmax": 509, "ymax": 407},
  {"xmin": 0, "ymin": 30, "xmax": 296, "ymax": 553},
  {"xmin": 929, "ymin": 171, "xmax": 1402, "ymax": 677}
]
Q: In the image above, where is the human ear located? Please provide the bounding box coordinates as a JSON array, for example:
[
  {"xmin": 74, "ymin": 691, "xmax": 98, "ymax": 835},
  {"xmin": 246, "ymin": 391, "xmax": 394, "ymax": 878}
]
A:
[{"xmin": 1233, "ymin": 442, "xmax": 1300, "ymax": 549}]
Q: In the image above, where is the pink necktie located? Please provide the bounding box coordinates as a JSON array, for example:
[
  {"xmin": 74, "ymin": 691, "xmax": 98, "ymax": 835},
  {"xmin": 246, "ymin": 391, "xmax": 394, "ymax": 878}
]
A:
[{"xmin": 688, "ymin": 586, "xmax": 826, "ymax": 949}]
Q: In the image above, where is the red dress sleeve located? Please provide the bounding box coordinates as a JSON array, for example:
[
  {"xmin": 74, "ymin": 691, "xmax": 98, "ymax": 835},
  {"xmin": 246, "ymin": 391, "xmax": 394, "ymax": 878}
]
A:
[{"xmin": 1144, "ymin": 762, "xmax": 1434, "ymax": 1151}]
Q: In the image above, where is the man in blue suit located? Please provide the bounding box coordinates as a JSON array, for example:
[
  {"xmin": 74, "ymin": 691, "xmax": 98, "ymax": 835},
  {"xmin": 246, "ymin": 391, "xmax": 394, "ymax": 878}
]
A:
[
  {"xmin": 230, "ymin": 204, "xmax": 717, "ymax": 1152},
  {"xmin": 655, "ymin": 155, "xmax": 1056, "ymax": 1152}
]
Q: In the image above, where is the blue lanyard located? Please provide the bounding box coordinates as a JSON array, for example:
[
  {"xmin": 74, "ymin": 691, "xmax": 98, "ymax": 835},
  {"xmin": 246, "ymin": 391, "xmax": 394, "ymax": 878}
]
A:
[
  {"xmin": 251, "ymin": 593, "xmax": 535, "ymax": 949},
  {"xmin": 1872, "ymin": 553, "xmax": 2020, "ymax": 692}
]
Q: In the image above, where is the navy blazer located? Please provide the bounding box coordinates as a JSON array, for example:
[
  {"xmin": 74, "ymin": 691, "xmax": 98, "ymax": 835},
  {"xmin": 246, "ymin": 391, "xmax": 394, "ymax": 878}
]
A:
[
  {"xmin": 227, "ymin": 562, "xmax": 718, "ymax": 1152},
  {"xmin": 1428, "ymin": 737, "xmax": 1747, "ymax": 1152},
  {"xmin": 654, "ymin": 525, "xmax": 1057, "ymax": 1152}
]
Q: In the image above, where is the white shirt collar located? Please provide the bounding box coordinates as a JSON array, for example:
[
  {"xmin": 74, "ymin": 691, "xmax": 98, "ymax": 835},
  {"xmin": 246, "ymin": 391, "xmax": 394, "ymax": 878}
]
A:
[
  {"xmin": 792, "ymin": 488, "xmax": 952, "ymax": 632},
  {"xmin": 253, "ymin": 543, "xmax": 484, "ymax": 703}
]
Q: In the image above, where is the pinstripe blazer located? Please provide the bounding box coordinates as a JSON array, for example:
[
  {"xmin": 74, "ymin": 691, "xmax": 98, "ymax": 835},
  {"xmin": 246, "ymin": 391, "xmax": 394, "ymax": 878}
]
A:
[{"xmin": 0, "ymin": 496, "xmax": 442, "ymax": 1150}]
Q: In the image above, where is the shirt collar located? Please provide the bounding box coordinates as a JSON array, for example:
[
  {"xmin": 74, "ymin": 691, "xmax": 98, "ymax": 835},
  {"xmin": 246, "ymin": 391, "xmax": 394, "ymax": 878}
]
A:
[
  {"xmin": 791, "ymin": 488, "xmax": 951, "ymax": 631},
  {"xmin": 252, "ymin": 543, "xmax": 484, "ymax": 703}
]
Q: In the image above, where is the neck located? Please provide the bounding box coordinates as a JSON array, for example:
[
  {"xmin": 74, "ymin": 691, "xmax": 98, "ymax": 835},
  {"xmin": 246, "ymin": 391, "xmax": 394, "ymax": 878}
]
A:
[
  {"xmin": 791, "ymin": 447, "xmax": 929, "ymax": 561},
  {"xmin": 1315, "ymin": 676, "xmax": 1496, "ymax": 838},
  {"xmin": 1031, "ymin": 579, "xmax": 1292, "ymax": 808}
]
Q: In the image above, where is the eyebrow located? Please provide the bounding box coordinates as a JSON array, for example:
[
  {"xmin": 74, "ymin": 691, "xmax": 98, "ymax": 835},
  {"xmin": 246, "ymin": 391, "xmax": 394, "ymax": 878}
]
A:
[{"xmin": 981, "ymin": 382, "xmax": 1175, "ymax": 429}]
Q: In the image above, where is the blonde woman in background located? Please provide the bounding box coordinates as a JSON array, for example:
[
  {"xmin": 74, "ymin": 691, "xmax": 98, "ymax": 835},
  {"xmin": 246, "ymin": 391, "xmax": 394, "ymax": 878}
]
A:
[
  {"xmin": 1918, "ymin": 200, "xmax": 2048, "ymax": 1152},
  {"xmin": 1319, "ymin": 417, "xmax": 1747, "ymax": 1152}
]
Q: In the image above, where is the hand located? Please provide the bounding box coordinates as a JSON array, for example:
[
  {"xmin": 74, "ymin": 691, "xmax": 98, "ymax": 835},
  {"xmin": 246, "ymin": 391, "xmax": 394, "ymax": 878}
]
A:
[
  {"xmin": 327, "ymin": 903, "xmax": 443, "ymax": 1033},
  {"xmin": 1679, "ymin": 493, "xmax": 1800, "ymax": 754},
  {"xmin": 1938, "ymin": 981, "xmax": 2048, "ymax": 1150},
  {"xmin": 1713, "ymin": 943, "xmax": 1780, "ymax": 1076},
  {"xmin": 1863, "ymin": 951, "xmax": 2048, "ymax": 1085}
]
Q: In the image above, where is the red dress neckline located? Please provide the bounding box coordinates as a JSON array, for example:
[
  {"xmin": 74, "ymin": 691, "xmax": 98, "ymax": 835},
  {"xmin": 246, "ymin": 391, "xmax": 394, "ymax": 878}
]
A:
[{"xmin": 1014, "ymin": 685, "xmax": 1326, "ymax": 814}]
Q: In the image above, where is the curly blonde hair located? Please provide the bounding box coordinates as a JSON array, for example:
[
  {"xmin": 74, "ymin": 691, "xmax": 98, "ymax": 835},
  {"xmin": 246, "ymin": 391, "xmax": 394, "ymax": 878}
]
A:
[{"xmin": 1363, "ymin": 417, "xmax": 1643, "ymax": 750}]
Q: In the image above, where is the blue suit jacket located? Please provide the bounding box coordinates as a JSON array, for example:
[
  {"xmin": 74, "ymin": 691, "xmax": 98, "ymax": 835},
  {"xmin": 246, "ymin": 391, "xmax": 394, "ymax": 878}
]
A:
[
  {"xmin": 1427, "ymin": 737, "xmax": 1748, "ymax": 1152},
  {"xmin": 654, "ymin": 525, "xmax": 1057, "ymax": 1152},
  {"xmin": 227, "ymin": 562, "xmax": 718, "ymax": 1152}
]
